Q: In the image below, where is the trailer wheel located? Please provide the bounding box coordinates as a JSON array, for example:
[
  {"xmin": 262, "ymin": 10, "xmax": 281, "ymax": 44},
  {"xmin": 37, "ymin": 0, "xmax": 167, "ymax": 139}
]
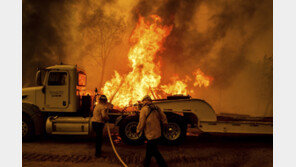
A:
[
  {"xmin": 162, "ymin": 116, "xmax": 186, "ymax": 145},
  {"xmin": 119, "ymin": 116, "xmax": 145, "ymax": 145},
  {"xmin": 22, "ymin": 114, "xmax": 34, "ymax": 141}
]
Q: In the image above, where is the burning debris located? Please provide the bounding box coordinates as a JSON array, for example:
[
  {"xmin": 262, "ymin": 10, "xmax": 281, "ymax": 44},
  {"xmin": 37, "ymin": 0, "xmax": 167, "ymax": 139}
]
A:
[
  {"xmin": 101, "ymin": 15, "xmax": 213, "ymax": 108},
  {"xmin": 101, "ymin": 15, "xmax": 172, "ymax": 107}
]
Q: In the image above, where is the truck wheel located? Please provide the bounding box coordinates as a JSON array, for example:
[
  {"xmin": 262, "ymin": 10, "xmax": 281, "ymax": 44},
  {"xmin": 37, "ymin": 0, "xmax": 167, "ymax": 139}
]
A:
[
  {"xmin": 22, "ymin": 114, "xmax": 34, "ymax": 141},
  {"xmin": 162, "ymin": 117, "xmax": 187, "ymax": 145},
  {"xmin": 119, "ymin": 116, "xmax": 145, "ymax": 145}
]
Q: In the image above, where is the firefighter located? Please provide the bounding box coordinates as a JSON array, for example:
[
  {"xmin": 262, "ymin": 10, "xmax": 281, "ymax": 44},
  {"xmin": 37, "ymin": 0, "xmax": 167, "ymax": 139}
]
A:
[
  {"xmin": 137, "ymin": 95, "xmax": 168, "ymax": 167},
  {"xmin": 91, "ymin": 94, "xmax": 110, "ymax": 157}
]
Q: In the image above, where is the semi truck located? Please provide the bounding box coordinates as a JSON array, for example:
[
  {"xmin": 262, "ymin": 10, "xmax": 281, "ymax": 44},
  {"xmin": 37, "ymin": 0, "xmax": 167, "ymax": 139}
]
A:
[{"xmin": 22, "ymin": 64, "xmax": 273, "ymax": 145}]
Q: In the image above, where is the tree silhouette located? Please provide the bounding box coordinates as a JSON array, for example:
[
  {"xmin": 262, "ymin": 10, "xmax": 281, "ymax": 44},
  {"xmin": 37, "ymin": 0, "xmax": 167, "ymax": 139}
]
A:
[{"xmin": 80, "ymin": 9, "xmax": 126, "ymax": 89}]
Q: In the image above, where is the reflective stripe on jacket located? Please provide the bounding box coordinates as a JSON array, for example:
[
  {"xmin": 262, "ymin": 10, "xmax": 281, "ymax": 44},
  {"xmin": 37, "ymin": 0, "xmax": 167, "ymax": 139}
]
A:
[{"xmin": 137, "ymin": 104, "xmax": 168, "ymax": 140}]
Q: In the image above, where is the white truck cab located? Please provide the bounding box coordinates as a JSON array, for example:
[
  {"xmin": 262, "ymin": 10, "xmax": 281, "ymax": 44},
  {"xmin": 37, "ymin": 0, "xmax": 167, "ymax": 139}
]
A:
[
  {"xmin": 22, "ymin": 65, "xmax": 92, "ymax": 140},
  {"xmin": 23, "ymin": 65, "xmax": 87, "ymax": 112}
]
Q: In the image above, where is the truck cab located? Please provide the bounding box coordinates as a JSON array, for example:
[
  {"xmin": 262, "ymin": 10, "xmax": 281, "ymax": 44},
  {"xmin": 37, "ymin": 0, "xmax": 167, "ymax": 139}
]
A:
[
  {"xmin": 22, "ymin": 65, "xmax": 92, "ymax": 140},
  {"xmin": 23, "ymin": 65, "xmax": 88, "ymax": 112}
]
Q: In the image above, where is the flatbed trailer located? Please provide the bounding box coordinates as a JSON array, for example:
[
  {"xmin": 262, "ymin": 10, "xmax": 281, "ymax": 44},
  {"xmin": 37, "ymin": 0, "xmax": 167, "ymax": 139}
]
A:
[
  {"xmin": 44, "ymin": 97, "xmax": 272, "ymax": 145},
  {"xmin": 199, "ymin": 118, "xmax": 273, "ymax": 134},
  {"xmin": 105, "ymin": 97, "xmax": 273, "ymax": 145}
]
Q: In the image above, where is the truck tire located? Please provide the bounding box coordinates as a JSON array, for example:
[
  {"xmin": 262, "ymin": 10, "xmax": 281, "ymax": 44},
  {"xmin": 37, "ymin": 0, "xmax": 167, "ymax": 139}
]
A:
[
  {"xmin": 162, "ymin": 116, "xmax": 187, "ymax": 145},
  {"xmin": 22, "ymin": 114, "xmax": 34, "ymax": 141},
  {"xmin": 119, "ymin": 116, "xmax": 145, "ymax": 145},
  {"xmin": 22, "ymin": 103, "xmax": 45, "ymax": 140}
]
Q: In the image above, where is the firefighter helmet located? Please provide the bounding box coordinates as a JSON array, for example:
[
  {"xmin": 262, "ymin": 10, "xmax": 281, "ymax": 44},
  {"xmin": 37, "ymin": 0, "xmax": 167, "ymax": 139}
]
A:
[
  {"xmin": 142, "ymin": 95, "xmax": 152, "ymax": 102},
  {"xmin": 99, "ymin": 95, "xmax": 108, "ymax": 103}
]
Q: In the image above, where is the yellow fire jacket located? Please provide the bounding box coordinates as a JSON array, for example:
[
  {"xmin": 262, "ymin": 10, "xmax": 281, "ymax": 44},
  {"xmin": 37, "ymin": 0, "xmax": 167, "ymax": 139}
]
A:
[
  {"xmin": 137, "ymin": 104, "xmax": 168, "ymax": 140},
  {"xmin": 91, "ymin": 103, "xmax": 110, "ymax": 123}
]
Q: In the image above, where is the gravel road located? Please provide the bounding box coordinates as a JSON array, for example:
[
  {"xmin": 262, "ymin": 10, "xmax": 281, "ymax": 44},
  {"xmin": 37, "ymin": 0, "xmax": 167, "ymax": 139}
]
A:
[{"xmin": 23, "ymin": 128, "xmax": 272, "ymax": 167}]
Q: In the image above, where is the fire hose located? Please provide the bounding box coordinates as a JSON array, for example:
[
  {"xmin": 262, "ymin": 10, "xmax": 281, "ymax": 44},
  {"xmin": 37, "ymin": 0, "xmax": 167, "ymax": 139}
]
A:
[
  {"xmin": 106, "ymin": 123, "xmax": 128, "ymax": 167},
  {"xmin": 97, "ymin": 87, "xmax": 128, "ymax": 166}
]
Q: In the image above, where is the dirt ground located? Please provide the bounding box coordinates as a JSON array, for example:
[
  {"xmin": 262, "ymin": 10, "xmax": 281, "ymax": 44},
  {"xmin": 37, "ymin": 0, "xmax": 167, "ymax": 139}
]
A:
[{"xmin": 22, "ymin": 128, "xmax": 273, "ymax": 167}]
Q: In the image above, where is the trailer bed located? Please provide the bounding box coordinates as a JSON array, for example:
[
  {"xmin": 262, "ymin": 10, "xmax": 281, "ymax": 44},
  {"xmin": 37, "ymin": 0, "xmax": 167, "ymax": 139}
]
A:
[
  {"xmin": 199, "ymin": 114, "xmax": 273, "ymax": 135},
  {"xmin": 217, "ymin": 113, "xmax": 272, "ymax": 122}
]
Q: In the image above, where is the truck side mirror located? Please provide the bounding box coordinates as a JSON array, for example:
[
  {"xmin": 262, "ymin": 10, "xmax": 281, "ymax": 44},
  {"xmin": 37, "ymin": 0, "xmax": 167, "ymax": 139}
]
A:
[
  {"xmin": 35, "ymin": 70, "xmax": 42, "ymax": 86},
  {"xmin": 42, "ymin": 85, "xmax": 46, "ymax": 94}
]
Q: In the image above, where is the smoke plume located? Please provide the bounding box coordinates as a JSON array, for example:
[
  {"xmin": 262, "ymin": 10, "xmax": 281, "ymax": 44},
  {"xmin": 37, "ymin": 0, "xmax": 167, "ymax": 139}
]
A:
[{"xmin": 22, "ymin": 0, "xmax": 273, "ymax": 116}]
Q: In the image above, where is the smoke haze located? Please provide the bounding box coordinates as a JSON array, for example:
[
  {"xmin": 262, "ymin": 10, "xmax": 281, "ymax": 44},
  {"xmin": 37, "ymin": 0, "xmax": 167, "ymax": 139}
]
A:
[{"xmin": 22, "ymin": 0, "xmax": 273, "ymax": 116}]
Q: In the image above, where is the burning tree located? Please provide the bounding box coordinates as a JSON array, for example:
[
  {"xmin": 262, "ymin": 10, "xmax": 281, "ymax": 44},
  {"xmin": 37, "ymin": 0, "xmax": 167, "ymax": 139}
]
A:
[{"xmin": 80, "ymin": 9, "xmax": 126, "ymax": 89}]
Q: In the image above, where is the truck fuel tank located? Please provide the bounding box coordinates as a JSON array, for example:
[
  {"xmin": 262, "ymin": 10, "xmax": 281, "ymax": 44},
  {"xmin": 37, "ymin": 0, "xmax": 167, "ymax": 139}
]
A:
[{"xmin": 46, "ymin": 116, "xmax": 91, "ymax": 135}]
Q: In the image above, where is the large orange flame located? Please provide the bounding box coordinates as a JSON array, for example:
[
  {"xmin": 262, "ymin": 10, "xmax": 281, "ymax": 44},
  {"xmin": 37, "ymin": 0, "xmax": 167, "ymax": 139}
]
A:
[
  {"xmin": 102, "ymin": 15, "xmax": 213, "ymax": 108},
  {"xmin": 102, "ymin": 15, "xmax": 172, "ymax": 107},
  {"xmin": 161, "ymin": 80, "xmax": 191, "ymax": 95}
]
